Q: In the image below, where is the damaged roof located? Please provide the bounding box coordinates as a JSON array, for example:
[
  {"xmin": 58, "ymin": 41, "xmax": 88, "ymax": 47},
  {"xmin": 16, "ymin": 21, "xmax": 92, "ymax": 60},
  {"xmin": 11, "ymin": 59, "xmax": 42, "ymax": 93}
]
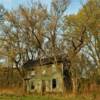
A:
[{"xmin": 23, "ymin": 54, "xmax": 69, "ymax": 69}]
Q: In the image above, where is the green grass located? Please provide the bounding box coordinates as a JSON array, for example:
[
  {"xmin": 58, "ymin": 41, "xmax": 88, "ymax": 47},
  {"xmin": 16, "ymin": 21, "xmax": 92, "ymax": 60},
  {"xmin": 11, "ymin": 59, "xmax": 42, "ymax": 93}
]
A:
[{"xmin": 0, "ymin": 94, "xmax": 97, "ymax": 100}]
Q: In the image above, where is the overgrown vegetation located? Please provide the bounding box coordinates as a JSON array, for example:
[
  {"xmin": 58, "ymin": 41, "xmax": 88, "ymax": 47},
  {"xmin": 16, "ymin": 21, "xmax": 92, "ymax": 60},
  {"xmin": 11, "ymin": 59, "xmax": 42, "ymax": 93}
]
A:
[
  {"xmin": 0, "ymin": 0, "xmax": 100, "ymax": 95},
  {"xmin": 0, "ymin": 68, "xmax": 22, "ymax": 88}
]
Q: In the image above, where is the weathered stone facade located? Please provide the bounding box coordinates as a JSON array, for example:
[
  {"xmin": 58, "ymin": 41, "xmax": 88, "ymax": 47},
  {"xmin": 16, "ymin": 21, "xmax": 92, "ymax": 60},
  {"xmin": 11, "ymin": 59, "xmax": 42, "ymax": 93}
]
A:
[{"xmin": 24, "ymin": 63, "xmax": 64, "ymax": 94}]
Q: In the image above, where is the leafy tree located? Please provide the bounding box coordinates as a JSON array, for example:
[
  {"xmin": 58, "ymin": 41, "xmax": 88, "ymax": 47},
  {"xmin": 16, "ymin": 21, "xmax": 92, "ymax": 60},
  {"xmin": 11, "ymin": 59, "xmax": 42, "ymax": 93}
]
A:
[
  {"xmin": 0, "ymin": 2, "xmax": 48, "ymax": 78},
  {"xmin": 64, "ymin": 0, "xmax": 100, "ymax": 94}
]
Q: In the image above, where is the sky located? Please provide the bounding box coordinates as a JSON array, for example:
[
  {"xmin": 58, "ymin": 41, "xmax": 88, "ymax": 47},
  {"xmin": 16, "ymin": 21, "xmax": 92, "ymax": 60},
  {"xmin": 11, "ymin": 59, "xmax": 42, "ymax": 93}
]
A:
[
  {"xmin": 0, "ymin": 0, "xmax": 87, "ymax": 63},
  {"xmin": 0, "ymin": 0, "xmax": 87, "ymax": 14}
]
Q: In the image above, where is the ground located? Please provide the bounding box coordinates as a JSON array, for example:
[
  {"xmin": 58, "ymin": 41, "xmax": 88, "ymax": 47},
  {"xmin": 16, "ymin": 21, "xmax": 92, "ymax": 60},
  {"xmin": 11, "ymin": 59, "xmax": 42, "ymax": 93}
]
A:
[
  {"xmin": 0, "ymin": 88, "xmax": 100, "ymax": 100},
  {"xmin": 0, "ymin": 93, "xmax": 100, "ymax": 100}
]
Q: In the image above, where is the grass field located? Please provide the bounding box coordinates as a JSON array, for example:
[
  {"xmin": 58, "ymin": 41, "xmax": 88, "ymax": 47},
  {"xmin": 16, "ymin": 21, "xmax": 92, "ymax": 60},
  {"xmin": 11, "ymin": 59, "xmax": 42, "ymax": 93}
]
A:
[{"xmin": 0, "ymin": 94, "xmax": 100, "ymax": 100}]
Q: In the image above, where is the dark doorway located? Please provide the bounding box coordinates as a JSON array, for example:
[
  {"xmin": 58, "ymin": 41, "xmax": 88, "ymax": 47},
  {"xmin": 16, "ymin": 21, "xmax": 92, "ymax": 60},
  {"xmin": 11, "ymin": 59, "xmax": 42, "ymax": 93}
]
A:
[
  {"xmin": 42, "ymin": 80, "xmax": 46, "ymax": 94},
  {"xmin": 52, "ymin": 79, "xmax": 57, "ymax": 89}
]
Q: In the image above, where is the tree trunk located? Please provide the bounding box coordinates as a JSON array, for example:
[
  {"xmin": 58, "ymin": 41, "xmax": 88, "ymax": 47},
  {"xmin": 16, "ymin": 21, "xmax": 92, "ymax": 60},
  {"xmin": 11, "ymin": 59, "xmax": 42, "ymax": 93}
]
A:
[{"xmin": 72, "ymin": 78, "xmax": 78, "ymax": 95}]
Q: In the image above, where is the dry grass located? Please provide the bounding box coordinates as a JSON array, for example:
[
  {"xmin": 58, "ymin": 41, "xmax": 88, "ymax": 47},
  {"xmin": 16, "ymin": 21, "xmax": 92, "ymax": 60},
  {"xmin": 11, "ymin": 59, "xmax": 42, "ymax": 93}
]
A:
[
  {"xmin": 0, "ymin": 88, "xmax": 100, "ymax": 100},
  {"xmin": 0, "ymin": 87, "xmax": 25, "ymax": 96}
]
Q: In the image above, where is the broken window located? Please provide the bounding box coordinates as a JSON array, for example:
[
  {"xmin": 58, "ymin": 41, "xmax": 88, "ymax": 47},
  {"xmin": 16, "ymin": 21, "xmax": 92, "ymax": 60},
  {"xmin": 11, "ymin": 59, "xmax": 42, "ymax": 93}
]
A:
[
  {"xmin": 31, "ymin": 71, "xmax": 35, "ymax": 76},
  {"xmin": 52, "ymin": 79, "xmax": 57, "ymax": 89},
  {"xmin": 52, "ymin": 65, "xmax": 56, "ymax": 73},
  {"xmin": 31, "ymin": 81, "xmax": 35, "ymax": 90}
]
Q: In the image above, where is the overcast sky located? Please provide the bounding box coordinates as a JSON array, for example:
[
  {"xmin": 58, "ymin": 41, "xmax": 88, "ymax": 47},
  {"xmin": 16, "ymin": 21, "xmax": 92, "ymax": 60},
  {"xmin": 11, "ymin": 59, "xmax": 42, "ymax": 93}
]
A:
[{"xmin": 0, "ymin": 0, "xmax": 87, "ymax": 14}]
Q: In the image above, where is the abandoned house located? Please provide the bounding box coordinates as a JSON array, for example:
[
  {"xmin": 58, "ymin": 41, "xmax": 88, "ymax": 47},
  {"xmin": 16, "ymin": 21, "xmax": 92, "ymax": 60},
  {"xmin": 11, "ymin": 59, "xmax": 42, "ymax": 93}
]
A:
[{"xmin": 23, "ymin": 56, "xmax": 68, "ymax": 94}]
